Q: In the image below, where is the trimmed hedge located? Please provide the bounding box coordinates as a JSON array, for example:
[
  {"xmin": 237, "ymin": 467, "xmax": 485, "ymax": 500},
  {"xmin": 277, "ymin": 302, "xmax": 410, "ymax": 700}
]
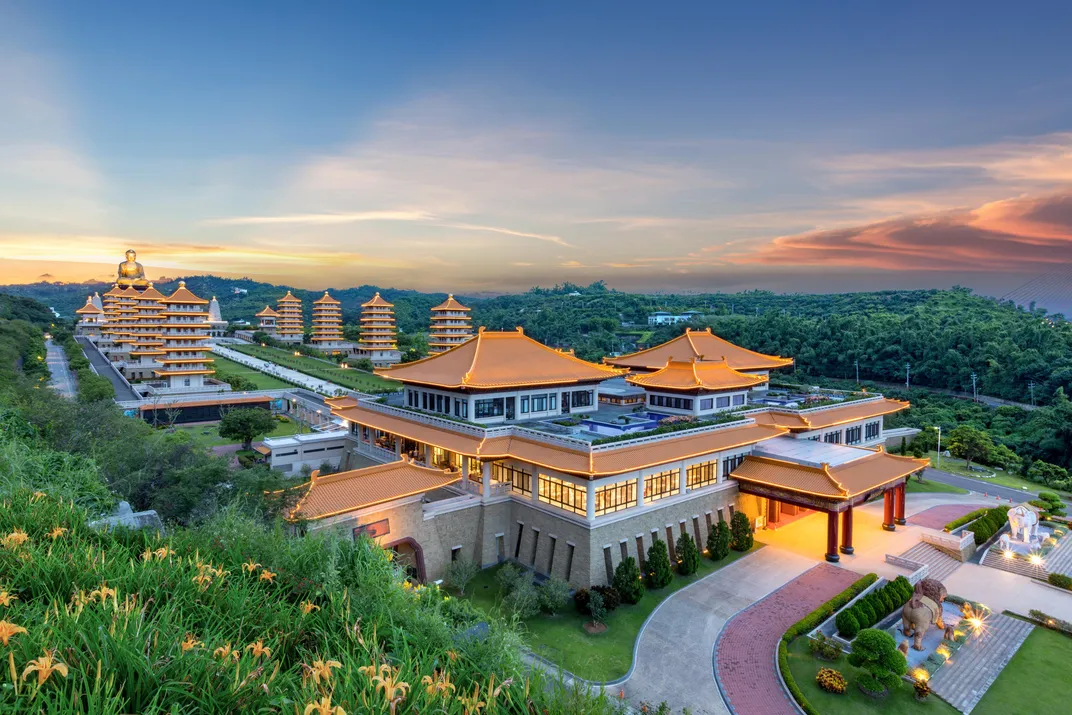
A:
[
  {"xmin": 837, "ymin": 575, "xmax": 912, "ymax": 637},
  {"xmin": 971, "ymin": 507, "xmax": 1013, "ymax": 545},
  {"xmin": 944, "ymin": 507, "xmax": 988, "ymax": 532}
]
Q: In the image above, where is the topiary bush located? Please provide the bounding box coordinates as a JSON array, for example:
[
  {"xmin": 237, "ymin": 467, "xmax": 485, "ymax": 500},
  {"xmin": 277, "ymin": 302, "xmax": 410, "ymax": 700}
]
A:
[
  {"xmin": 848, "ymin": 628, "xmax": 907, "ymax": 695},
  {"xmin": 707, "ymin": 520, "xmax": 731, "ymax": 561},
  {"xmin": 591, "ymin": 585, "xmax": 621, "ymax": 612},
  {"xmin": 816, "ymin": 667, "xmax": 847, "ymax": 694},
  {"xmin": 836, "ymin": 609, "xmax": 861, "ymax": 639},
  {"xmin": 730, "ymin": 510, "xmax": 753, "ymax": 551},
  {"xmin": 856, "ymin": 601, "xmax": 877, "ymax": 628},
  {"xmin": 613, "ymin": 556, "xmax": 645, "ymax": 604},
  {"xmin": 675, "ymin": 532, "xmax": 700, "ymax": 575},
  {"xmin": 646, "ymin": 538, "xmax": 674, "ymax": 589}
]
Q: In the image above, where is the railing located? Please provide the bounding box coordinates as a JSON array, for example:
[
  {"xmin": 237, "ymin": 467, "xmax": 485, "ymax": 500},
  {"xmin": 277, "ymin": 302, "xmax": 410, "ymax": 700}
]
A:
[
  {"xmin": 922, "ymin": 529, "xmax": 975, "ymax": 554},
  {"xmin": 356, "ymin": 442, "xmax": 398, "ymax": 463},
  {"xmin": 589, "ymin": 415, "xmax": 756, "ymax": 451}
]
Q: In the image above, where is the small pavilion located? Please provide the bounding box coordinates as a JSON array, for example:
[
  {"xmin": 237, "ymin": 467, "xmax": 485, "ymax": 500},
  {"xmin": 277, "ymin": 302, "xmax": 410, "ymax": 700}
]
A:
[{"xmin": 731, "ymin": 440, "xmax": 928, "ymax": 562}]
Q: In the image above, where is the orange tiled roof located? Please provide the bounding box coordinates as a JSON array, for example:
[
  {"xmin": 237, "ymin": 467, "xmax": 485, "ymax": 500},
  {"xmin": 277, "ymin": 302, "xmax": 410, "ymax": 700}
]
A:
[
  {"xmin": 313, "ymin": 291, "xmax": 341, "ymax": 305},
  {"xmin": 324, "ymin": 395, "xmax": 359, "ymax": 409},
  {"xmin": 103, "ymin": 284, "xmax": 125, "ymax": 297},
  {"xmin": 731, "ymin": 449, "xmax": 929, "ymax": 500},
  {"xmin": 626, "ymin": 358, "xmax": 768, "ymax": 392},
  {"xmin": 278, "ymin": 290, "xmax": 302, "ymax": 303},
  {"xmin": 432, "ymin": 294, "xmax": 471, "ymax": 312},
  {"xmin": 255, "ymin": 305, "xmax": 281, "ymax": 317},
  {"xmin": 138, "ymin": 284, "xmax": 166, "ymax": 300},
  {"xmin": 749, "ymin": 398, "xmax": 908, "ymax": 432},
  {"xmin": 75, "ymin": 297, "xmax": 103, "ymax": 314},
  {"xmin": 605, "ymin": 328, "xmax": 793, "ymax": 372},
  {"xmin": 362, "ymin": 292, "xmax": 394, "ymax": 308},
  {"xmin": 333, "ymin": 404, "xmax": 787, "ymax": 476},
  {"xmin": 163, "ymin": 281, "xmax": 208, "ymax": 304},
  {"xmin": 376, "ymin": 327, "xmax": 626, "ymax": 389},
  {"xmin": 288, "ymin": 457, "xmax": 460, "ymax": 520}
]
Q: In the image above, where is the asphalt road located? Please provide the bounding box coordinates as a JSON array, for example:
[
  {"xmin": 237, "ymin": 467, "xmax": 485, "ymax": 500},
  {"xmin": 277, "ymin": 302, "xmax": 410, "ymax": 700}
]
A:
[
  {"xmin": 45, "ymin": 339, "xmax": 77, "ymax": 398},
  {"xmin": 922, "ymin": 466, "xmax": 1038, "ymax": 502}
]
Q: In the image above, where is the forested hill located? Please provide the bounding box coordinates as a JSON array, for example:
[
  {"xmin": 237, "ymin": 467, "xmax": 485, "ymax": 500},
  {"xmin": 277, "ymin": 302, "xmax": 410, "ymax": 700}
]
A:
[{"xmin": 5, "ymin": 278, "xmax": 1070, "ymax": 406}]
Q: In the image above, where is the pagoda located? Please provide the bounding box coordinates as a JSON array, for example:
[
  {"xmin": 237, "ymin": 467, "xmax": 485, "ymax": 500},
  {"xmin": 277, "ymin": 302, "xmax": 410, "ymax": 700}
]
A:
[
  {"xmin": 357, "ymin": 293, "xmax": 401, "ymax": 367},
  {"xmin": 124, "ymin": 283, "xmax": 168, "ymax": 380},
  {"xmin": 207, "ymin": 297, "xmax": 227, "ymax": 337},
  {"xmin": 97, "ymin": 284, "xmax": 125, "ymax": 359},
  {"xmin": 428, "ymin": 294, "xmax": 473, "ymax": 354},
  {"xmin": 154, "ymin": 281, "xmax": 215, "ymax": 390},
  {"xmin": 275, "ymin": 291, "xmax": 304, "ymax": 344},
  {"xmin": 74, "ymin": 296, "xmax": 104, "ymax": 340},
  {"xmin": 310, "ymin": 291, "xmax": 354, "ymax": 354},
  {"xmin": 255, "ymin": 305, "xmax": 280, "ymax": 336}
]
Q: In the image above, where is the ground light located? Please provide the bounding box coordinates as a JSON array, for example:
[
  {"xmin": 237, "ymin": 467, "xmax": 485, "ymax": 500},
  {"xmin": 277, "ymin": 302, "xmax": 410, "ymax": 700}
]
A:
[
  {"xmin": 913, "ymin": 668, "xmax": 929, "ymax": 682},
  {"xmin": 1029, "ymin": 553, "xmax": 1043, "ymax": 566},
  {"xmin": 1003, "ymin": 549, "xmax": 1014, "ymax": 559}
]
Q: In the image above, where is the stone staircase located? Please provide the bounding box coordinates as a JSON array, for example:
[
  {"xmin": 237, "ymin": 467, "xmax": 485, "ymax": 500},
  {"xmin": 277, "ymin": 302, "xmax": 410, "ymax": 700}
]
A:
[
  {"xmin": 1042, "ymin": 535, "xmax": 1072, "ymax": 577},
  {"xmin": 980, "ymin": 549, "xmax": 1049, "ymax": 578},
  {"xmin": 929, "ymin": 612, "xmax": 1034, "ymax": 713},
  {"xmin": 899, "ymin": 542, "xmax": 962, "ymax": 583}
]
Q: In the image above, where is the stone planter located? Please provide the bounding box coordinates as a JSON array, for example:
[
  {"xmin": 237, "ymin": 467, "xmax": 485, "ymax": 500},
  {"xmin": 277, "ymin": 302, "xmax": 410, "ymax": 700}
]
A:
[{"xmin": 857, "ymin": 682, "xmax": 888, "ymax": 699}]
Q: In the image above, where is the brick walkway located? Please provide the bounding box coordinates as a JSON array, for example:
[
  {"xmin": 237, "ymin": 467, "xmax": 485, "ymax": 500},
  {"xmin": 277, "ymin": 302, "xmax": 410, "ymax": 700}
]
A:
[
  {"xmin": 908, "ymin": 504, "xmax": 988, "ymax": 531},
  {"xmin": 714, "ymin": 564, "xmax": 860, "ymax": 715}
]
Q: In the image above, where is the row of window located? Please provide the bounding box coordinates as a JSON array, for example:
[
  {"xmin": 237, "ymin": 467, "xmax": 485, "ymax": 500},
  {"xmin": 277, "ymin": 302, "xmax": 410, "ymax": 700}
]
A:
[
  {"xmin": 649, "ymin": 394, "xmax": 693, "ymax": 410},
  {"xmin": 594, "ymin": 479, "xmax": 637, "ymax": 516},
  {"xmin": 687, "ymin": 460, "xmax": 718, "ymax": 488},
  {"xmin": 521, "ymin": 393, "xmax": 557, "ymax": 413},
  {"xmin": 722, "ymin": 453, "xmax": 745, "ymax": 475},
  {"xmin": 650, "ymin": 393, "xmax": 747, "ymax": 411},
  {"xmin": 492, "ymin": 463, "xmax": 532, "ymax": 496},
  {"xmin": 538, "ymin": 475, "xmax": 587, "ymax": 516}
]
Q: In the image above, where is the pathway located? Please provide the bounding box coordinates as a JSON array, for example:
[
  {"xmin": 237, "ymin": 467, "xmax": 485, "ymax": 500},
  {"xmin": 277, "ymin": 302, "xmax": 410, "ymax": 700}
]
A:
[
  {"xmin": 714, "ymin": 563, "xmax": 860, "ymax": 715},
  {"xmin": 924, "ymin": 468, "xmax": 1036, "ymax": 502},
  {"xmin": 212, "ymin": 345, "xmax": 348, "ymax": 395},
  {"xmin": 908, "ymin": 503, "xmax": 990, "ymax": 531},
  {"xmin": 929, "ymin": 612, "xmax": 1034, "ymax": 714},
  {"xmin": 898, "ymin": 542, "xmax": 963, "ymax": 582},
  {"xmin": 943, "ymin": 563, "xmax": 1072, "ymax": 621},
  {"xmin": 75, "ymin": 336, "xmax": 139, "ymax": 401},
  {"xmin": 1042, "ymin": 532, "xmax": 1072, "ymax": 577},
  {"xmin": 45, "ymin": 339, "xmax": 76, "ymax": 398},
  {"xmin": 620, "ymin": 548, "xmax": 819, "ymax": 714}
]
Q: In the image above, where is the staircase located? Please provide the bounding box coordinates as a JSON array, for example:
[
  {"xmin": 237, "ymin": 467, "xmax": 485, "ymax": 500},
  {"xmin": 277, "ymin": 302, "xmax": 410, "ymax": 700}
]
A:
[
  {"xmin": 1042, "ymin": 535, "xmax": 1072, "ymax": 577},
  {"xmin": 898, "ymin": 542, "xmax": 962, "ymax": 583},
  {"xmin": 929, "ymin": 612, "xmax": 1034, "ymax": 713},
  {"xmin": 981, "ymin": 549, "xmax": 1049, "ymax": 578}
]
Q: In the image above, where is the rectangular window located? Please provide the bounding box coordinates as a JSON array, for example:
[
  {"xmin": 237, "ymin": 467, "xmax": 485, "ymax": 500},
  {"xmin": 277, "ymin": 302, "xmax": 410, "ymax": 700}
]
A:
[
  {"xmin": 474, "ymin": 398, "xmax": 504, "ymax": 419},
  {"xmin": 686, "ymin": 460, "xmax": 718, "ymax": 489},
  {"xmin": 435, "ymin": 394, "xmax": 443, "ymax": 413},
  {"xmin": 721, "ymin": 454, "xmax": 745, "ymax": 476},
  {"xmin": 422, "ymin": 392, "xmax": 428, "ymax": 410},
  {"xmin": 538, "ymin": 474, "xmax": 587, "ymax": 516},
  {"xmin": 732, "ymin": 394, "xmax": 745, "ymax": 406},
  {"xmin": 644, "ymin": 469, "xmax": 680, "ymax": 503},
  {"xmin": 594, "ymin": 478, "xmax": 638, "ymax": 516},
  {"xmin": 532, "ymin": 394, "xmax": 547, "ymax": 412},
  {"xmin": 514, "ymin": 523, "xmax": 524, "ymax": 559},
  {"xmin": 700, "ymin": 398, "xmax": 714, "ymax": 410},
  {"xmin": 492, "ymin": 463, "xmax": 532, "ymax": 496},
  {"xmin": 565, "ymin": 543, "xmax": 575, "ymax": 581},
  {"xmin": 824, "ymin": 431, "xmax": 842, "ymax": 444},
  {"xmin": 716, "ymin": 395, "xmax": 731, "ymax": 408},
  {"xmin": 845, "ymin": 426, "xmax": 862, "ymax": 445},
  {"xmin": 520, "ymin": 396, "xmax": 529, "ymax": 413},
  {"xmin": 865, "ymin": 421, "xmax": 880, "ymax": 440},
  {"xmin": 571, "ymin": 390, "xmax": 594, "ymax": 408},
  {"xmin": 549, "ymin": 394, "xmax": 557, "ymax": 410}
]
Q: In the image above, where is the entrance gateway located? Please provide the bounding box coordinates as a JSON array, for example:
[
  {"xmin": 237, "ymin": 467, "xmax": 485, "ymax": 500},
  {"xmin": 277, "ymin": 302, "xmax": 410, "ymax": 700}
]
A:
[{"xmin": 731, "ymin": 438, "xmax": 925, "ymax": 562}]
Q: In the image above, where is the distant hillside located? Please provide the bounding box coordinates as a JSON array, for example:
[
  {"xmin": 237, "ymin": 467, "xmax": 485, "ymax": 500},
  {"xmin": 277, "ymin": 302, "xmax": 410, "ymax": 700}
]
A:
[{"xmin": 0, "ymin": 292, "xmax": 56, "ymax": 326}]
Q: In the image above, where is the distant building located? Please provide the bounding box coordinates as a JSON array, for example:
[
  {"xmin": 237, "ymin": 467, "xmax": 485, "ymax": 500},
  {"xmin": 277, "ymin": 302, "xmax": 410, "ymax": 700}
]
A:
[
  {"xmin": 232, "ymin": 287, "xmax": 248, "ymax": 295},
  {"xmin": 356, "ymin": 293, "xmax": 401, "ymax": 367},
  {"xmin": 207, "ymin": 297, "xmax": 227, "ymax": 338},
  {"xmin": 647, "ymin": 310, "xmax": 704, "ymax": 326},
  {"xmin": 309, "ymin": 291, "xmax": 356, "ymax": 355},
  {"xmin": 275, "ymin": 291, "xmax": 304, "ymax": 344},
  {"xmin": 428, "ymin": 294, "xmax": 473, "ymax": 354}
]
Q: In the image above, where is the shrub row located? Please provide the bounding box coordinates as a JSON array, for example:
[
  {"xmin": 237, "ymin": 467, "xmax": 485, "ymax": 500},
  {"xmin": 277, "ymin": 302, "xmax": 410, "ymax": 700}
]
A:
[
  {"xmin": 944, "ymin": 507, "xmax": 989, "ymax": 532},
  {"xmin": 778, "ymin": 573, "xmax": 878, "ymax": 715},
  {"xmin": 835, "ymin": 575, "xmax": 913, "ymax": 639},
  {"xmin": 1027, "ymin": 609, "xmax": 1072, "ymax": 638},
  {"xmin": 1047, "ymin": 573, "xmax": 1072, "ymax": 590},
  {"xmin": 971, "ymin": 507, "xmax": 1013, "ymax": 545}
]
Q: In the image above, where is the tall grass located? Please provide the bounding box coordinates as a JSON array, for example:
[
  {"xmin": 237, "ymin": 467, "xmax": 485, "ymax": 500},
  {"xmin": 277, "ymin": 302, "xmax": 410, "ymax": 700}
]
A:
[{"xmin": 0, "ymin": 491, "xmax": 626, "ymax": 714}]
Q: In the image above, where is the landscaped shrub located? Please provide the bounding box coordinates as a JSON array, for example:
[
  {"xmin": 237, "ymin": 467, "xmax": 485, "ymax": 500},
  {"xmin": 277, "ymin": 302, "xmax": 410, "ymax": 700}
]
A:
[
  {"xmin": 856, "ymin": 600, "xmax": 877, "ymax": 628},
  {"xmin": 1047, "ymin": 573, "xmax": 1072, "ymax": 590},
  {"xmin": 592, "ymin": 585, "xmax": 621, "ymax": 612},
  {"xmin": 504, "ymin": 578, "xmax": 540, "ymax": 619},
  {"xmin": 893, "ymin": 576, "xmax": 913, "ymax": 602},
  {"xmin": 612, "ymin": 556, "xmax": 645, "ymax": 604},
  {"xmin": 1028, "ymin": 609, "xmax": 1072, "ymax": 636},
  {"xmin": 646, "ymin": 538, "xmax": 674, "ymax": 588},
  {"xmin": 707, "ymin": 520, "xmax": 731, "ymax": 561},
  {"xmin": 675, "ymin": 532, "xmax": 700, "ymax": 575},
  {"xmin": 944, "ymin": 507, "xmax": 989, "ymax": 532},
  {"xmin": 809, "ymin": 633, "xmax": 842, "ymax": 661},
  {"xmin": 574, "ymin": 587, "xmax": 592, "ymax": 615},
  {"xmin": 815, "ymin": 667, "xmax": 847, "ymax": 694},
  {"xmin": 538, "ymin": 576, "xmax": 571, "ymax": 615},
  {"xmin": 496, "ymin": 562, "xmax": 524, "ymax": 593},
  {"xmin": 836, "ymin": 609, "xmax": 861, "ymax": 639},
  {"xmin": 848, "ymin": 629, "xmax": 907, "ymax": 695},
  {"xmin": 588, "ymin": 591, "xmax": 607, "ymax": 625},
  {"xmin": 782, "ymin": 573, "xmax": 878, "ymax": 642},
  {"xmin": 444, "ymin": 555, "xmax": 480, "ymax": 595},
  {"xmin": 730, "ymin": 511, "xmax": 753, "ymax": 551}
]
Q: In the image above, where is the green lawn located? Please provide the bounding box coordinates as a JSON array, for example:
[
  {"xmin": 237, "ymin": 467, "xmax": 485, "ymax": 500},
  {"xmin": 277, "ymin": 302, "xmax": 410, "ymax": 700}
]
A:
[
  {"xmin": 786, "ymin": 637, "xmax": 958, "ymax": 715},
  {"xmin": 174, "ymin": 417, "xmax": 303, "ymax": 449},
  {"xmin": 925, "ymin": 451, "xmax": 1066, "ymax": 496},
  {"xmin": 229, "ymin": 343, "xmax": 398, "ymax": 393},
  {"xmin": 212, "ymin": 354, "xmax": 294, "ymax": 390},
  {"xmin": 974, "ymin": 628, "xmax": 1072, "ymax": 715},
  {"xmin": 905, "ymin": 478, "xmax": 969, "ymax": 495},
  {"xmin": 459, "ymin": 543, "xmax": 763, "ymax": 682}
]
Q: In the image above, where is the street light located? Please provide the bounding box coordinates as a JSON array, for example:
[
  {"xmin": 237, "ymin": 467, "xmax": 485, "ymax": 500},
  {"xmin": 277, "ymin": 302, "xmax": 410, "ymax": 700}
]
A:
[{"xmin": 932, "ymin": 425, "xmax": 941, "ymax": 469}]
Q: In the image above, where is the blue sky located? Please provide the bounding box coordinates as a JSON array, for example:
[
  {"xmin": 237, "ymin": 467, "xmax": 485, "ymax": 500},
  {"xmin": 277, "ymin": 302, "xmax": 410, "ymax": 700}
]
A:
[{"xmin": 3, "ymin": 1, "xmax": 1072, "ymax": 296}]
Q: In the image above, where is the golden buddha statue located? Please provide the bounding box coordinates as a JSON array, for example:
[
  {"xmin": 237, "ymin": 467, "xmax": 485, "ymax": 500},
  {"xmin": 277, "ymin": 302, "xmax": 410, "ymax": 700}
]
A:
[{"xmin": 117, "ymin": 249, "xmax": 148, "ymax": 287}]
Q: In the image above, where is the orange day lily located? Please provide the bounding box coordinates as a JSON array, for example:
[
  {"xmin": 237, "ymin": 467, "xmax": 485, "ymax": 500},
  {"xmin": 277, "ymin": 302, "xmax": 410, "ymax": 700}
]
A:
[
  {"xmin": 246, "ymin": 640, "xmax": 271, "ymax": 659},
  {"xmin": 181, "ymin": 635, "xmax": 203, "ymax": 652},
  {"xmin": 213, "ymin": 643, "xmax": 239, "ymax": 662},
  {"xmin": 0, "ymin": 591, "xmax": 17, "ymax": 607},
  {"xmin": 242, "ymin": 559, "xmax": 261, "ymax": 574},
  {"xmin": 21, "ymin": 650, "xmax": 68, "ymax": 686},
  {"xmin": 305, "ymin": 658, "xmax": 342, "ymax": 685},
  {"xmin": 303, "ymin": 696, "xmax": 346, "ymax": 715},
  {"xmin": 0, "ymin": 621, "xmax": 28, "ymax": 646},
  {"xmin": 259, "ymin": 570, "xmax": 277, "ymax": 584},
  {"xmin": 301, "ymin": 600, "xmax": 320, "ymax": 615},
  {"xmin": 47, "ymin": 527, "xmax": 67, "ymax": 540}
]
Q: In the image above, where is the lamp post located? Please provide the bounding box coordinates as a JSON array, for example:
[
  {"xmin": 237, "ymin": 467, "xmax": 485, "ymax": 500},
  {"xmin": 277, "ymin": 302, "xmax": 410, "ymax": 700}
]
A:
[{"xmin": 932, "ymin": 425, "xmax": 941, "ymax": 469}]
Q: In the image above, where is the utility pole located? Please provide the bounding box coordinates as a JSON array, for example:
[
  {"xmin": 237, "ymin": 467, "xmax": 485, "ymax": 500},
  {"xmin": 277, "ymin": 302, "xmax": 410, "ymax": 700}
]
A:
[
  {"xmin": 1029, "ymin": 380, "xmax": 1036, "ymax": 406},
  {"xmin": 905, "ymin": 362, "xmax": 911, "ymax": 390},
  {"xmin": 970, "ymin": 372, "xmax": 978, "ymax": 402},
  {"xmin": 933, "ymin": 425, "xmax": 942, "ymax": 469},
  {"xmin": 855, "ymin": 359, "xmax": 860, "ymax": 384}
]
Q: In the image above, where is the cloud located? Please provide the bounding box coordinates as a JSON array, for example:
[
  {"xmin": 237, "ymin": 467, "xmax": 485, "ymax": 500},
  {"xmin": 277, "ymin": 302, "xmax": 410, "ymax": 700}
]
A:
[
  {"xmin": 730, "ymin": 192, "xmax": 1072, "ymax": 271},
  {"xmin": 203, "ymin": 210, "xmax": 435, "ymax": 226}
]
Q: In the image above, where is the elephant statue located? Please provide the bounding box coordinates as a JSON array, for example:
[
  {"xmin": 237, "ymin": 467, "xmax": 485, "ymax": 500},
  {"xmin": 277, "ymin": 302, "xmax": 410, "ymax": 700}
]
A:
[{"xmin": 902, "ymin": 595, "xmax": 941, "ymax": 651}]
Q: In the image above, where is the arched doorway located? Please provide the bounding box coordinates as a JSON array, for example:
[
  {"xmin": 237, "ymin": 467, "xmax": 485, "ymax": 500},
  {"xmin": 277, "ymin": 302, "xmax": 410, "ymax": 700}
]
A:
[{"xmin": 386, "ymin": 538, "xmax": 426, "ymax": 583}]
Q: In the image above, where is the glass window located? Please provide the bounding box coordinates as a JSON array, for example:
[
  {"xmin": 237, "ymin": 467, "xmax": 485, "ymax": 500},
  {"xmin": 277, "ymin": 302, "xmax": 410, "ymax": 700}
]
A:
[
  {"xmin": 594, "ymin": 479, "xmax": 638, "ymax": 516},
  {"xmin": 532, "ymin": 394, "xmax": 547, "ymax": 412},
  {"xmin": 865, "ymin": 421, "xmax": 880, "ymax": 440},
  {"xmin": 644, "ymin": 469, "xmax": 679, "ymax": 502},
  {"xmin": 571, "ymin": 390, "xmax": 594, "ymax": 408},
  {"xmin": 846, "ymin": 426, "xmax": 862, "ymax": 445},
  {"xmin": 520, "ymin": 396, "xmax": 529, "ymax": 413},
  {"xmin": 549, "ymin": 394, "xmax": 557, "ymax": 410},
  {"xmin": 493, "ymin": 463, "xmax": 532, "ymax": 496},
  {"xmin": 474, "ymin": 398, "xmax": 504, "ymax": 419},
  {"xmin": 686, "ymin": 461, "xmax": 718, "ymax": 489},
  {"xmin": 722, "ymin": 454, "xmax": 745, "ymax": 475},
  {"xmin": 700, "ymin": 398, "xmax": 714, "ymax": 410},
  {"xmin": 716, "ymin": 396, "xmax": 731, "ymax": 408},
  {"xmin": 732, "ymin": 394, "xmax": 745, "ymax": 406},
  {"xmin": 422, "ymin": 392, "xmax": 428, "ymax": 410},
  {"xmin": 538, "ymin": 474, "xmax": 587, "ymax": 516},
  {"xmin": 824, "ymin": 431, "xmax": 842, "ymax": 444}
]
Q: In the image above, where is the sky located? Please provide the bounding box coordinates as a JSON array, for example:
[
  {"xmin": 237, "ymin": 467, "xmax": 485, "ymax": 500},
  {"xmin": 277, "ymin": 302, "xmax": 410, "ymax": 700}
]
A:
[{"xmin": 2, "ymin": 1, "xmax": 1072, "ymax": 300}]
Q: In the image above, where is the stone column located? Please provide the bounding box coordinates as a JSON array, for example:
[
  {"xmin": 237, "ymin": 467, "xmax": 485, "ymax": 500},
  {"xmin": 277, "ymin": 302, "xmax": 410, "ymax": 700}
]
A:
[
  {"xmin": 840, "ymin": 505, "xmax": 854, "ymax": 555},
  {"xmin": 766, "ymin": 498, "xmax": 781, "ymax": 525},
  {"xmin": 678, "ymin": 465, "xmax": 688, "ymax": 495},
  {"xmin": 636, "ymin": 472, "xmax": 646, "ymax": 508},
  {"xmin": 826, "ymin": 510, "xmax": 840, "ymax": 563},
  {"xmin": 460, "ymin": 455, "xmax": 470, "ymax": 492},
  {"xmin": 394, "ymin": 437, "xmax": 403, "ymax": 458},
  {"xmin": 586, "ymin": 482, "xmax": 596, "ymax": 523},
  {"xmin": 481, "ymin": 461, "xmax": 492, "ymax": 503},
  {"xmin": 894, "ymin": 483, "xmax": 907, "ymax": 525},
  {"xmin": 882, "ymin": 490, "xmax": 896, "ymax": 531},
  {"xmin": 423, "ymin": 443, "xmax": 432, "ymax": 466}
]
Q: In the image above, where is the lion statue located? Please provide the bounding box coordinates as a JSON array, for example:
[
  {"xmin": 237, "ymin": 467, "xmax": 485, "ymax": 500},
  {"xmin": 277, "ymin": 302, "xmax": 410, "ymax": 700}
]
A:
[{"xmin": 901, "ymin": 578, "xmax": 948, "ymax": 651}]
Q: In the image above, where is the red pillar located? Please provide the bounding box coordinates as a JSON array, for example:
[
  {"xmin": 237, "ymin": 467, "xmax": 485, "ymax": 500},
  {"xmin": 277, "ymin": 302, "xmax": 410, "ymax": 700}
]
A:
[
  {"xmin": 766, "ymin": 498, "xmax": 781, "ymax": 525},
  {"xmin": 895, "ymin": 483, "xmax": 907, "ymax": 525},
  {"xmin": 826, "ymin": 510, "xmax": 840, "ymax": 562},
  {"xmin": 840, "ymin": 505, "xmax": 854, "ymax": 555},
  {"xmin": 882, "ymin": 489, "xmax": 896, "ymax": 531}
]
